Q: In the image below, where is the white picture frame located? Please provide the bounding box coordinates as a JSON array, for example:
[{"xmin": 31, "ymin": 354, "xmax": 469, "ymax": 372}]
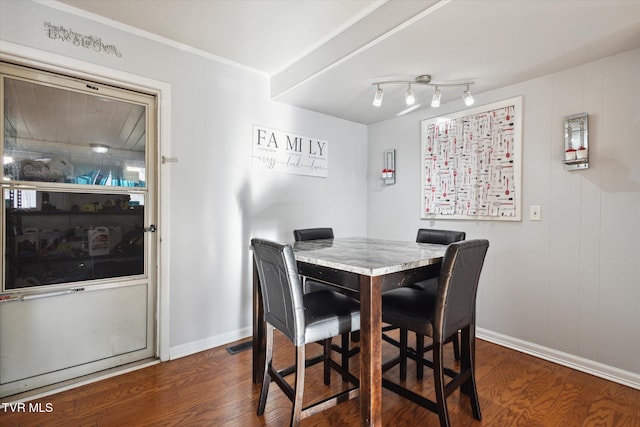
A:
[{"xmin": 420, "ymin": 96, "xmax": 523, "ymax": 221}]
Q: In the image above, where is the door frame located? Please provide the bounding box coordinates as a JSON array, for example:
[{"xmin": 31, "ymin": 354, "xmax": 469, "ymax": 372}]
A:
[{"xmin": 0, "ymin": 41, "xmax": 172, "ymax": 362}]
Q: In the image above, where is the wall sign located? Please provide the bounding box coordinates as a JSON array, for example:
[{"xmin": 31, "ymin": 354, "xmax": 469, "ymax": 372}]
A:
[
  {"xmin": 252, "ymin": 125, "xmax": 328, "ymax": 178},
  {"xmin": 44, "ymin": 22, "xmax": 122, "ymax": 57},
  {"xmin": 421, "ymin": 96, "xmax": 522, "ymax": 221}
]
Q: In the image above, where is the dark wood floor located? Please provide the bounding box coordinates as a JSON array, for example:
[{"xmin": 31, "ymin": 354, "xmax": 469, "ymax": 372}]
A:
[{"xmin": 3, "ymin": 331, "xmax": 640, "ymax": 426}]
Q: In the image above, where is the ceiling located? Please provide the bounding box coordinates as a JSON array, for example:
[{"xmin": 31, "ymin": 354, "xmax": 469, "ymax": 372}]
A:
[{"xmin": 54, "ymin": 0, "xmax": 640, "ymax": 124}]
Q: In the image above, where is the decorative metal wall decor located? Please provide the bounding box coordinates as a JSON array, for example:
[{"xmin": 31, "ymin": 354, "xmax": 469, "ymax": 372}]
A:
[
  {"xmin": 44, "ymin": 22, "xmax": 122, "ymax": 57},
  {"xmin": 563, "ymin": 112, "xmax": 589, "ymax": 171},
  {"xmin": 421, "ymin": 96, "xmax": 523, "ymax": 221},
  {"xmin": 381, "ymin": 149, "xmax": 396, "ymax": 185}
]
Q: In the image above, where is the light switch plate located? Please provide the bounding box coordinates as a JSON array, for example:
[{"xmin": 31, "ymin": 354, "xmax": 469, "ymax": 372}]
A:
[{"xmin": 530, "ymin": 205, "xmax": 541, "ymax": 221}]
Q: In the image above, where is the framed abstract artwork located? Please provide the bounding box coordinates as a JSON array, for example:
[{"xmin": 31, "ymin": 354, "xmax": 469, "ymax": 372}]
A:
[{"xmin": 421, "ymin": 96, "xmax": 522, "ymax": 221}]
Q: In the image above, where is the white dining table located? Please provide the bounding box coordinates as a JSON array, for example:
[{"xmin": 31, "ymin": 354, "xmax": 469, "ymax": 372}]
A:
[{"xmin": 252, "ymin": 237, "xmax": 447, "ymax": 426}]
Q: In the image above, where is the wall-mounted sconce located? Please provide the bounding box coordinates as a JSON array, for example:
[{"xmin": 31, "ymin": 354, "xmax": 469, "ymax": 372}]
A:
[
  {"xmin": 382, "ymin": 149, "xmax": 395, "ymax": 185},
  {"xmin": 372, "ymin": 75, "xmax": 474, "ymax": 108},
  {"xmin": 564, "ymin": 113, "xmax": 589, "ymax": 171}
]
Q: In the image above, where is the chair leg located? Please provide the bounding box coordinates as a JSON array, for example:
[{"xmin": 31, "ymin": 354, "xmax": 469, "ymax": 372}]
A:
[
  {"xmin": 452, "ymin": 331, "xmax": 461, "ymax": 361},
  {"xmin": 460, "ymin": 325, "xmax": 482, "ymax": 420},
  {"xmin": 416, "ymin": 333, "xmax": 425, "ymax": 380},
  {"xmin": 433, "ymin": 340, "xmax": 450, "ymax": 427},
  {"xmin": 323, "ymin": 339, "xmax": 331, "ymax": 385},
  {"xmin": 257, "ymin": 324, "xmax": 274, "ymax": 416},
  {"xmin": 341, "ymin": 332, "xmax": 350, "ymax": 381},
  {"xmin": 399, "ymin": 328, "xmax": 408, "ymax": 381},
  {"xmin": 291, "ymin": 345, "xmax": 306, "ymax": 427}
]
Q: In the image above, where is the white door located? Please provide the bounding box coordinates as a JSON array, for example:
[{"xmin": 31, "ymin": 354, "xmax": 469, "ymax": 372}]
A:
[{"xmin": 0, "ymin": 62, "xmax": 158, "ymax": 398}]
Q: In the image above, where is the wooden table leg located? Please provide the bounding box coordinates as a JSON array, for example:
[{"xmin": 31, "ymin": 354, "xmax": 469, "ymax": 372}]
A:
[
  {"xmin": 252, "ymin": 258, "xmax": 265, "ymax": 384},
  {"xmin": 359, "ymin": 275, "xmax": 382, "ymax": 426}
]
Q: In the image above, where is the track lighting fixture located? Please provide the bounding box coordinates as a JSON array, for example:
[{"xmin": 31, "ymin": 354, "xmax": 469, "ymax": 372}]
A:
[
  {"xmin": 462, "ymin": 85, "xmax": 474, "ymax": 106},
  {"xmin": 405, "ymin": 84, "xmax": 415, "ymax": 106},
  {"xmin": 371, "ymin": 75, "xmax": 474, "ymax": 109},
  {"xmin": 373, "ymin": 84, "xmax": 383, "ymax": 107},
  {"xmin": 431, "ymin": 87, "xmax": 441, "ymax": 108}
]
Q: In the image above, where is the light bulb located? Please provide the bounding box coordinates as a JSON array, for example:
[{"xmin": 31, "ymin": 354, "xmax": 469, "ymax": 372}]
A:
[
  {"xmin": 405, "ymin": 85, "xmax": 415, "ymax": 106},
  {"xmin": 431, "ymin": 88, "xmax": 441, "ymax": 108},
  {"xmin": 462, "ymin": 86, "xmax": 474, "ymax": 106},
  {"xmin": 373, "ymin": 85, "xmax": 384, "ymax": 107}
]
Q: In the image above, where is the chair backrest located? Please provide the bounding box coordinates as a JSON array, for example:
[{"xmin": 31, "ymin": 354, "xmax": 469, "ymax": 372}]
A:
[
  {"xmin": 251, "ymin": 238, "xmax": 305, "ymax": 346},
  {"xmin": 293, "ymin": 227, "xmax": 334, "ymax": 242},
  {"xmin": 416, "ymin": 228, "xmax": 466, "ymax": 245},
  {"xmin": 434, "ymin": 239, "xmax": 489, "ymax": 342}
]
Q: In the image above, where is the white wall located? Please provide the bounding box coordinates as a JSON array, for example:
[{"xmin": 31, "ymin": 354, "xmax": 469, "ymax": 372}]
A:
[
  {"xmin": 3, "ymin": 0, "xmax": 638, "ymax": 390},
  {"xmin": 0, "ymin": 1, "xmax": 368, "ymax": 356},
  {"xmin": 367, "ymin": 48, "xmax": 640, "ymax": 386}
]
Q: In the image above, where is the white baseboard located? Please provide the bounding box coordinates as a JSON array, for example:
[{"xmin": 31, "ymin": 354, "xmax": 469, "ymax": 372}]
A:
[
  {"xmin": 477, "ymin": 327, "xmax": 640, "ymax": 390},
  {"xmin": 169, "ymin": 327, "xmax": 252, "ymax": 360}
]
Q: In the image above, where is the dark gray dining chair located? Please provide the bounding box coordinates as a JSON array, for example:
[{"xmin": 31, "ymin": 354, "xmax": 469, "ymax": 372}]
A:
[
  {"xmin": 293, "ymin": 228, "xmax": 360, "ymax": 379},
  {"xmin": 292, "ymin": 227, "xmax": 334, "ymax": 242},
  {"xmin": 409, "ymin": 229, "xmax": 466, "ymax": 288},
  {"xmin": 293, "ymin": 227, "xmax": 336, "ymax": 294},
  {"xmin": 382, "ymin": 239, "xmax": 489, "ymax": 427},
  {"xmin": 252, "ymin": 238, "xmax": 360, "ymax": 426},
  {"xmin": 382, "ymin": 228, "xmax": 466, "ymax": 380}
]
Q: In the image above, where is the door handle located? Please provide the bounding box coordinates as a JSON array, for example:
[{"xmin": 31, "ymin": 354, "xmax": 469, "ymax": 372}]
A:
[{"xmin": 144, "ymin": 225, "xmax": 157, "ymax": 233}]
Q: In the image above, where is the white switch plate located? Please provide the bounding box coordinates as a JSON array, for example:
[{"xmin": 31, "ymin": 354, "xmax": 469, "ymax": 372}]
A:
[{"xmin": 530, "ymin": 205, "xmax": 541, "ymax": 221}]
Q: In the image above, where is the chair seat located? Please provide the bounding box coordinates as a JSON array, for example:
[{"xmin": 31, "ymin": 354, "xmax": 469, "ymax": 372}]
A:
[
  {"xmin": 408, "ymin": 276, "xmax": 437, "ymax": 292},
  {"xmin": 382, "ymin": 287, "xmax": 435, "ymax": 338},
  {"xmin": 305, "ymin": 279, "xmax": 334, "ymax": 293},
  {"xmin": 305, "ymin": 279, "xmax": 359, "ymax": 299},
  {"xmin": 304, "ymin": 290, "xmax": 360, "ymax": 344}
]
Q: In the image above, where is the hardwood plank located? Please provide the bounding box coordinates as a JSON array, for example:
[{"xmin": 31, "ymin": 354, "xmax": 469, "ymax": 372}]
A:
[{"xmin": 2, "ymin": 333, "xmax": 639, "ymax": 426}]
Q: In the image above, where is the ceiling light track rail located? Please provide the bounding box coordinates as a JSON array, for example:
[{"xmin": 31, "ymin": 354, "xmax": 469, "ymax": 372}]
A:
[{"xmin": 371, "ymin": 74, "xmax": 475, "ymax": 108}]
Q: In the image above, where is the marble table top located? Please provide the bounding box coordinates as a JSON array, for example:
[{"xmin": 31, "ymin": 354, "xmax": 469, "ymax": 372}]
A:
[{"xmin": 292, "ymin": 236, "xmax": 447, "ymax": 276}]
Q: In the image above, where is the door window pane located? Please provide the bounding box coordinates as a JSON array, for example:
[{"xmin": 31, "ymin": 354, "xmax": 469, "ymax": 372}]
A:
[
  {"xmin": 3, "ymin": 77, "xmax": 146, "ymax": 188},
  {"xmin": 4, "ymin": 190, "xmax": 145, "ymax": 290}
]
